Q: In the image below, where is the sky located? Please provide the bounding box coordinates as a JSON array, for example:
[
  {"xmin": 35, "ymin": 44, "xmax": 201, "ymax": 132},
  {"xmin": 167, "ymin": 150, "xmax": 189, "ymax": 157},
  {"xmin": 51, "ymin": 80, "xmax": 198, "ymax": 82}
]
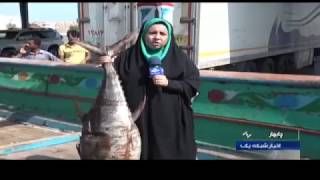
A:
[{"xmin": 0, "ymin": 3, "xmax": 78, "ymax": 22}]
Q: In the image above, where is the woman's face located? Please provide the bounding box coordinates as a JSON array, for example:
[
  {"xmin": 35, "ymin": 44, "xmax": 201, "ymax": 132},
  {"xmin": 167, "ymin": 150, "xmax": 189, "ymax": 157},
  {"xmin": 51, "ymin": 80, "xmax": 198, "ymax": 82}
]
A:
[{"xmin": 144, "ymin": 24, "xmax": 168, "ymax": 49}]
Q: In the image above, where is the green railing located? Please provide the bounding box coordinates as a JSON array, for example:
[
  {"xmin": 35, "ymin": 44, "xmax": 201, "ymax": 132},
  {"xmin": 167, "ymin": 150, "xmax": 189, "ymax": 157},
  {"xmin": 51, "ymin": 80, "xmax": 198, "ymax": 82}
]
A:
[
  {"xmin": 0, "ymin": 58, "xmax": 100, "ymax": 122},
  {"xmin": 194, "ymin": 71, "xmax": 320, "ymax": 159},
  {"xmin": 0, "ymin": 58, "xmax": 319, "ymax": 159}
]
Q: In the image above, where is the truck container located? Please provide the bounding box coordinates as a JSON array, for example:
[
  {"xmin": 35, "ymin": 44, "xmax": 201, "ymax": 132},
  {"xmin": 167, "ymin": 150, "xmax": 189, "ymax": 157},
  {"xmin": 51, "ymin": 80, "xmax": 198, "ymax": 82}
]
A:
[{"xmin": 78, "ymin": 2, "xmax": 320, "ymax": 73}]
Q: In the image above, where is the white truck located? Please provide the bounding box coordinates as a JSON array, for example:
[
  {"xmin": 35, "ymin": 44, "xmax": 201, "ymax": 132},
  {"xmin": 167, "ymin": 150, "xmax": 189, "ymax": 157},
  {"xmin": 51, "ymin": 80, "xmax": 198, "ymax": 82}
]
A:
[{"xmin": 78, "ymin": 2, "xmax": 320, "ymax": 73}]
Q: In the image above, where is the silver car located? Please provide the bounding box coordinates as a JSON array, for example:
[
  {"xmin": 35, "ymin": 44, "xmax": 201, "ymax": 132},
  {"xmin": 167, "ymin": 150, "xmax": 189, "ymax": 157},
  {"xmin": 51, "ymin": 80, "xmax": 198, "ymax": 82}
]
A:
[{"xmin": 0, "ymin": 28, "xmax": 63, "ymax": 57}]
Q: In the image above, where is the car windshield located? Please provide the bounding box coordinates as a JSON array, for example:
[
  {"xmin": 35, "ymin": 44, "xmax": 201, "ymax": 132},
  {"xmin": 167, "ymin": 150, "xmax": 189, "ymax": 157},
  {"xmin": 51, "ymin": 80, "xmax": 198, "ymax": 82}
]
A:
[
  {"xmin": 0, "ymin": 31, "xmax": 19, "ymax": 39},
  {"xmin": 36, "ymin": 31, "xmax": 57, "ymax": 39}
]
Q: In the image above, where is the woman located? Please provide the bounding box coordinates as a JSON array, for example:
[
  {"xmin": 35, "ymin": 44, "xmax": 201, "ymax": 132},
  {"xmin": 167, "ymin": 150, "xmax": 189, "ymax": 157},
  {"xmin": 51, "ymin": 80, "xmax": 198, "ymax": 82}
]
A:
[{"xmin": 100, "ymin": 18, "xmax": 200, "ymax": 160}]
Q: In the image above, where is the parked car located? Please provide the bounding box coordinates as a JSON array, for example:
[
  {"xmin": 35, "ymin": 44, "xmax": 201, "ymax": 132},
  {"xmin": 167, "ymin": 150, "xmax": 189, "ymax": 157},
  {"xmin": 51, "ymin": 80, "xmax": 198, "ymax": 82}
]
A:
[{"xmin": 0, "ymin": 28, "xmax": 63, "ymax": 57}]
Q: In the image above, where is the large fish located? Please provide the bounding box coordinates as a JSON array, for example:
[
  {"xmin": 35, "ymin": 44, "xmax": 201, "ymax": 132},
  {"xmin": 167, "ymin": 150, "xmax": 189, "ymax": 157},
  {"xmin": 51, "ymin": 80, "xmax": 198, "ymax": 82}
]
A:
[
  {"xmin": 106, "ymin": 31, "xmax": 138, "ymax": 57},
  {"xmin": 75, "ymin": 40, "xmax": 145, "ymax": 160}
]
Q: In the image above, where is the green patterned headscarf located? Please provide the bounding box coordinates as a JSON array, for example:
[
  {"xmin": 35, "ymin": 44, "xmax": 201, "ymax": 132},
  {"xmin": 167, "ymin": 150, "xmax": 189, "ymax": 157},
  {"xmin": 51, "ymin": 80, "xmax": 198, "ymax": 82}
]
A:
[{"xmin": 140, "ymin": 18, "xmax": 173, "ymax": 63}]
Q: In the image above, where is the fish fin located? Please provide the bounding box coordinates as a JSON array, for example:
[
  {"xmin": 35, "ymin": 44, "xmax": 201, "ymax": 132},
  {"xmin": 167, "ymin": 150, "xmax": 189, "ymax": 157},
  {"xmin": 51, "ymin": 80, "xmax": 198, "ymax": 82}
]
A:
[
  {"xmin": 74, "ymin": 100, "xmax": 92, "ymax": 134},
  {"xmin": 131, "ymin": 95, "xmax": 146, "ymax": 122},
  {"xmin": 73, "ymin": 100, "xmax": 85, "ymax": 118},
  {"xmin": 81, "ymin": 112, "xmax": 92, "ymax": 135},
  {"xmin": 76, "ymin": 143, "xmax": 81, "ymax": 157}
]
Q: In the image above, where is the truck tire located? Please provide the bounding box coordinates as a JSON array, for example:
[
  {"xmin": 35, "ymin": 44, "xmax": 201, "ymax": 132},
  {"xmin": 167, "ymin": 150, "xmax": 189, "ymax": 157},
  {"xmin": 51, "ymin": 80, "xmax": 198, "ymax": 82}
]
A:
[
  {"xmin": 314, "ymin": 56, "xmax": 320, "ymax": 75},
  {"xmin": 276, "ymin": 54, "xmax": 293, "ymax": 73},
  {"xmin": 258, "ymin": 58, "xmax": 275, "ymax": 73},
  {"xmin": 235, "ymin": 61, "xmax": 257, "ymax": 72}
]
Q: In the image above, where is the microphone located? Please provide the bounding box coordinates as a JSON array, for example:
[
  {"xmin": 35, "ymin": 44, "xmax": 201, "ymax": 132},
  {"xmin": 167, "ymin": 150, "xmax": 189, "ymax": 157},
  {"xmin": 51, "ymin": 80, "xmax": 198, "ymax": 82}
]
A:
[{"xmin": 149, "ymin": 56, "xmax": 164, "ymax": 92}]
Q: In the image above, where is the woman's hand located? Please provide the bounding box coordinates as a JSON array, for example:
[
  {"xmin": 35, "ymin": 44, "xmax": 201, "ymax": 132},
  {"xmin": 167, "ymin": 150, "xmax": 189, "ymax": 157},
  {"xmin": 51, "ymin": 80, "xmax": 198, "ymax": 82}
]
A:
[
  {"xmin": 152, "ymin": 75, "xmax": 168, "ymax": 87},
  {"xmin": 99, "ymin": 55, "xmax": 116, "ymax": 63},
  {"xmin": 95, "ymin": 55, "xmax": 116, "ymax": 67}
]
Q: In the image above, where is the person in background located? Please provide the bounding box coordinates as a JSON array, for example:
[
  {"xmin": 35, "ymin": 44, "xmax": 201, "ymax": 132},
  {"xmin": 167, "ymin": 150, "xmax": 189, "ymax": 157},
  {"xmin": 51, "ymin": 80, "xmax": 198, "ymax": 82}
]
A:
[
  {"xmin": 0, "ymin": 49, "xmax": 18, "ymax": 58},
  {"xmin": 58, "ymin": 30, "xmax": 91, "ymax": 64},
  {"xmin": 16, "ymin": 37, "xmax": 61, "ymax": 62}
]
